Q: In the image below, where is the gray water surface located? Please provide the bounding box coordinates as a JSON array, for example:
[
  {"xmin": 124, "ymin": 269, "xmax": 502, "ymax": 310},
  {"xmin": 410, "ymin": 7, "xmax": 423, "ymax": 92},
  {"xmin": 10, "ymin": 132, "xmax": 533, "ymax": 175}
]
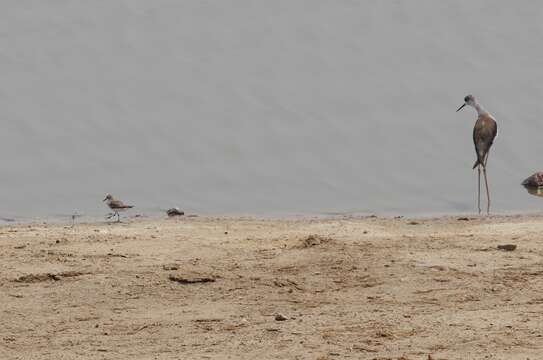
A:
[{"xmin": 2, "ymin": 1, "xmax": 543, "ymax": 219}]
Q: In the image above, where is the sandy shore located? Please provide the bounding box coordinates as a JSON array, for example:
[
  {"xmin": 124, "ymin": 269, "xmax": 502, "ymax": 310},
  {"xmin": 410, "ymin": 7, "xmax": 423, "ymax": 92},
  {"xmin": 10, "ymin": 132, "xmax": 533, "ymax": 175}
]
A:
[{"xmin": 1, "ymin": 215, "xmax": 543, "ymax": 359}]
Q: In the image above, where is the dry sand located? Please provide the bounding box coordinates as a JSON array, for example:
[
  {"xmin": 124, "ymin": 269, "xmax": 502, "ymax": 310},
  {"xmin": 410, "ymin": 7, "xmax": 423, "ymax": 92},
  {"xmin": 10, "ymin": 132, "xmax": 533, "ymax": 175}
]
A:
[{"xmin": 1, "ymin": 215, "xmax": 543, "ymax": 359}]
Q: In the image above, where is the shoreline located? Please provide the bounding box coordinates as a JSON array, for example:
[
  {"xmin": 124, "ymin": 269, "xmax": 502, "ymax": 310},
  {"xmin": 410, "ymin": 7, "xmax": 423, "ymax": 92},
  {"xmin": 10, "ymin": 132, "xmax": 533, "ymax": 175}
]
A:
[{"xmin": 1, "ymin": 209, "xmax": 543, "ymax": 228}]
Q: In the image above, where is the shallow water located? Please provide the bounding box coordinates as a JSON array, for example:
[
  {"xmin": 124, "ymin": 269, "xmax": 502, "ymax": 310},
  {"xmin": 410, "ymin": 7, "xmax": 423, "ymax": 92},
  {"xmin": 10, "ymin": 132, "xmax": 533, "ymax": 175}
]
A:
[{"xmin": 2, "ymin": 1, "xmax": 543, "ymax": 220}]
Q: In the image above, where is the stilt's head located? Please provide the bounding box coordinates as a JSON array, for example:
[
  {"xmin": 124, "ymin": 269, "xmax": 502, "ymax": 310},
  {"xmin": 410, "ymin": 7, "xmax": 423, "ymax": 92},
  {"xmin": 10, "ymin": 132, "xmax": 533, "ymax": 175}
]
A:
[
  {"xmin": 456, "ymin": 94, "xmax": 476, "ymax": 112},
  {"xmin": 103, "ymin": 193, "xmax": 113, "ymax": 202}
]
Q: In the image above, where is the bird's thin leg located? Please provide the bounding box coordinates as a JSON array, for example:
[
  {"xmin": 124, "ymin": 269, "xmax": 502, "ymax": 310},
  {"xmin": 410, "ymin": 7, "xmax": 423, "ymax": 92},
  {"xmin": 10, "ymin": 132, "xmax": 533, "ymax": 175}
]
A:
[
  {"xmin": 483, "ymin": 164, "xmax": 491, "ymax": 215},
  {"xmin": 477, "ymin": 165, "xmax": 481, "ymax": 215},
  {"xmin": 483, "ymin": 152, "xmax": 491, "ymax": 215},
  {"xmin": 116, "ymin": 212, "xmax": 120, "ymax": 223}
]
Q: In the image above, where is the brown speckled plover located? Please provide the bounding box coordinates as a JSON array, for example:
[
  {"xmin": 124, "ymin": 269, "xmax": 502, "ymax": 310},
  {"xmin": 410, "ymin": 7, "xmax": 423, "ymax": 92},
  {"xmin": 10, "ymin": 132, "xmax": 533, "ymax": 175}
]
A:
[{"xmin": 103, "ymin": 194, "xmax": 134, "ymax": 222}]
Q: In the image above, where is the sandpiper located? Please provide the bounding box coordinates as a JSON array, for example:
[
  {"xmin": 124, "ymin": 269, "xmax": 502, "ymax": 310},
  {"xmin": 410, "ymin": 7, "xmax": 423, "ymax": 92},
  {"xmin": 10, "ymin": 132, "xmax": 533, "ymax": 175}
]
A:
[
  {"xmin": 457, "ymin": 95, "xmax": 498, "ymax": 215},
  {"xmin": 103, "ymin": 194, "xmax": 134, "ymax": 222}
]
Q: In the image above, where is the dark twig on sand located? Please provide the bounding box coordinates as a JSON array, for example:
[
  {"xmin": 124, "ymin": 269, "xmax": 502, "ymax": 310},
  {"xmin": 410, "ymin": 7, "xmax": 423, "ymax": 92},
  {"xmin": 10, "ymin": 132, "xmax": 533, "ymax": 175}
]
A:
[{"xmin": 168, "ymin": 275, "xmax": 216, "ymax": 284}]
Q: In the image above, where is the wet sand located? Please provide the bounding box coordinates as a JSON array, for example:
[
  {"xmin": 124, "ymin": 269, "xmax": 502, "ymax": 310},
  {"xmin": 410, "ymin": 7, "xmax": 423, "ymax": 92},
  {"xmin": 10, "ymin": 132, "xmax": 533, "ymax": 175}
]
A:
[{"xmin": 2, "ymin": 215, "xmax": 543, "ymax": 359}]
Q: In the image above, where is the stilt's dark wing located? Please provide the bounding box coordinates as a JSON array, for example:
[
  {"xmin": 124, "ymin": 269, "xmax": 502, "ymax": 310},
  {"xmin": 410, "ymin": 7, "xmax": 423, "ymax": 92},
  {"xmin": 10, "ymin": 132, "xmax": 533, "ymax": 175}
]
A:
[{"xmin": 473, "ymin": 114, "xmax": 497, "ymax": 168}]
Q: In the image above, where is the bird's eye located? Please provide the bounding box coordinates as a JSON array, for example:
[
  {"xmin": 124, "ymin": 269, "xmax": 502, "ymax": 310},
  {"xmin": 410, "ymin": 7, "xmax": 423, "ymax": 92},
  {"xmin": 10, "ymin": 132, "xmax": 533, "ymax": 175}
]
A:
[{"xmin": 464, "ymin": 96, "xmax": 470, "ymax": 102}]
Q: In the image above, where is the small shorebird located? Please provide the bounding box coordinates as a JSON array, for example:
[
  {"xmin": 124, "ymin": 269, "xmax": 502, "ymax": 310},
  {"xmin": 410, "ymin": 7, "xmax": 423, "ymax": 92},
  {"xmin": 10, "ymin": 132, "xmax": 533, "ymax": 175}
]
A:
[
  {"xmin": 522, "ymin": 172, "xmax": 543, "ymax": 188},
  {"xmin": 521, "ymin": 172, "xmax": 543, "ymax": 198},
  {"xmin": 457, "ymin": 95, "xmax": 498, "ymax": 215},
  {"xmin": 103, "ymin": 194, "xmax": 134, "ymax": 222}
]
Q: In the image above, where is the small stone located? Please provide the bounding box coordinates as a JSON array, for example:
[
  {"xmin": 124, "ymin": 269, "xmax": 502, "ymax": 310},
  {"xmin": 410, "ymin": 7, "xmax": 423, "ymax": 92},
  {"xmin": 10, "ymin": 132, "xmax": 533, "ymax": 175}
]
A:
[
  {"xmin": 497, "ymin": 244, "xmax": 517, "ymax": 251},
  {"xmin": 275, "ymin": 314, "xmax": 288, "ymax": 321}
]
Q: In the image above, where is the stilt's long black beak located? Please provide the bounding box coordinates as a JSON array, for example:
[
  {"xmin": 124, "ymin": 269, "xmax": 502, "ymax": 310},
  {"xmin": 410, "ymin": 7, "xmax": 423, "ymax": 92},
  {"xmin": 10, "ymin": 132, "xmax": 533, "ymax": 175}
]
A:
[
  {"xmin": 103, "ymin": 197, "xmax": 107, "ymax": 201},
  {"xmin": 456, "ymin": 103, "xmax": 466, "ymax": 112}
]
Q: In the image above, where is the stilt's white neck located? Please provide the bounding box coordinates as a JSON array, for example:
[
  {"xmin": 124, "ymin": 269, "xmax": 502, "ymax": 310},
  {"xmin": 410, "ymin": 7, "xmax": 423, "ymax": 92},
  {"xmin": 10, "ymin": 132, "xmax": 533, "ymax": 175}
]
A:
[{"xmin": 474, "ymin": 103, "xmax": 488, "ymax": 116}]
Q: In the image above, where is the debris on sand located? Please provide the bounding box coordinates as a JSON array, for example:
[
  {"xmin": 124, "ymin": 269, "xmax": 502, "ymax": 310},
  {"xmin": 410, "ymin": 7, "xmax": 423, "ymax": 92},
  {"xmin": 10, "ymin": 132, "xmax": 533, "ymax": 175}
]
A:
[
  {"xmin": 273, "ymin": 278, "xmax": 303, "ymax": 291},
  {"xmin": 298, "ymin": 234, "xmax": 333, "ymax": 248},
  {"xmin": 193, "ymin": 318, "xmax": 223, "ymax": 323},
  {"xmin": 375, "ymin": 329, "xmax": 394, "ymax": 338},
  {"xmin": 407, "ymin": 221, "xmax": 420, "ymax": 225},
  {"xmin": 497, "ymin": 244, "xmax": 517, "ymax": 251},
  {"xmin": 14, "ymin": 271, "xmax": 87, "ymax": 283},
  {"xmin": 350, "ymin": 344, "xmax": 378, "ymax": 353},
  {"xmin": 167, "ymin": 208, "xmax": 185, "ymax": 217},
  {"xmin": 168, "ymin": 274, "xmax": 216, "ymax": 284},
  {"xmin": 457, "ymin": 217, "xmax": 470, "ymax": 221},
  {"xmin": 274, "ymin": 314, "xmax": 288, "ymax": 321},
  {"xmin": 162, "ymin": 264, "xmax": 179, "ymax": 271},
  {"xmin": 107, "ymin": 253, "xmax": 128, "ymax": 258}
]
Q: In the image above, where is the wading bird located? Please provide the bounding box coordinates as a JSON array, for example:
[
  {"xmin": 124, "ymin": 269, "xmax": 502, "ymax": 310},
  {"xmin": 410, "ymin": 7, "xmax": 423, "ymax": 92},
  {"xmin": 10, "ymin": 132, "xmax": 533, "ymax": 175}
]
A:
[
  {"xmin": 457, "ymin": 95, "xmax": 497, "ymax": 215},
  {"xmin": 103, "ymin": 194, "xmax": 134, "ymax": 222}
]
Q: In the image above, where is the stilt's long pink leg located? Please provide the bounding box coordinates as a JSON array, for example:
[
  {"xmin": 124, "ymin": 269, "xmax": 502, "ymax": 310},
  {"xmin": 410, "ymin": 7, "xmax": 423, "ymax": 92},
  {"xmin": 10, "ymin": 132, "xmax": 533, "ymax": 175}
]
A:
[
  {"xmin": 483, "ymin": 165, "xmax": 490, "ymax": 215},
  {"xmin": 477, "ymin": 165, "xmax": 481, "ymax": 215},
  {"xmin": 483, "ymin": 152, "xmax": 491, "ymax": 215}
]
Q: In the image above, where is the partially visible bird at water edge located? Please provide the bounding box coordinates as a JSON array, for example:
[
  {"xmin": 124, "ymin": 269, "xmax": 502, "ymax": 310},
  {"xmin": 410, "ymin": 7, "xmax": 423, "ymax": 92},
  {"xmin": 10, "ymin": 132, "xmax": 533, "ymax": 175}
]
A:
[
  {"xmin": 456, "ymin": 94, "xmax": 498, "ymax": 215},
  {"xmin": 522, "ymin": 172, "xmax": 543, "ymax": 188},
  {"xmin": 521, "ymin": 172, "xmax": 543, "ymax": 198},
  {"xmin": 103, "ymin": 194, "xmax": 134, "ymax": 222}
]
